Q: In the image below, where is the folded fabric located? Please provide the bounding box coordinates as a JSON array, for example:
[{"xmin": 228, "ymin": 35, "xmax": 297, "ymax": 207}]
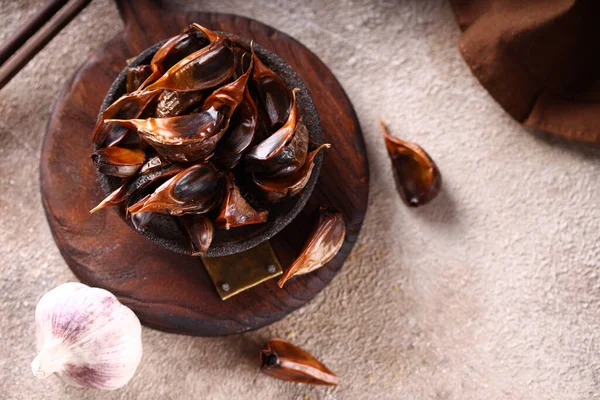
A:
[{"xmin": 451, "ymin": 0, "xmax": 600, "ymax": 142}]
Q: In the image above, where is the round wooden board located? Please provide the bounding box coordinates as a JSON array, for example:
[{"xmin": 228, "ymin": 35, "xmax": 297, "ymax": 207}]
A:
[{"xmin": 40, "ymin": 0, "xmax": 369, "ymax": 336}]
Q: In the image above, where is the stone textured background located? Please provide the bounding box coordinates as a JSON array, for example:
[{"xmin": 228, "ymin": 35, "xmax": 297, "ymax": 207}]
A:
[{"xmin": 1, "ymin": 1, "xmax": 599, "ymax": 399}]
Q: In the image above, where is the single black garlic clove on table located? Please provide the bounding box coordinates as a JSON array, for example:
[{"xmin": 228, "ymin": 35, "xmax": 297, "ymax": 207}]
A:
[
  {"xmin": 260, "ymin": 338, "xmax": 339, "ymax": 386},
  {"xmin": 380, "ymin": 120, "xmax": 441, "ymax": 207}
]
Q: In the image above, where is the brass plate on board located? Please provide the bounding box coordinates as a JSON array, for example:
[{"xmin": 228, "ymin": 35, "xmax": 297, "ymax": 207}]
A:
[{"xmin": 202, "ymin": 242, "xmax": 282, "ymax": 300}]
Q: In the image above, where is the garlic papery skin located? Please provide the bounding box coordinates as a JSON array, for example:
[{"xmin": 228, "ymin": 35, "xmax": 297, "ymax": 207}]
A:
[{"xmin": 32, "ymin": 282, "xmax": 143, "ymax": 390}]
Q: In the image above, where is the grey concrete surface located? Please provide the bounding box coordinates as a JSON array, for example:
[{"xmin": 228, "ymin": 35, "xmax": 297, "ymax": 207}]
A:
[{"xmin": 1, "ymin": 1, "xmax": 599, "ymax": 399}]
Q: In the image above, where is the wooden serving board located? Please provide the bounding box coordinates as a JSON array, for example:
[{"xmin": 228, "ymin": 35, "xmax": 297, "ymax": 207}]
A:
[{"xmin": 40, "ymin": 0, "xmax": 369, "ymax": 336}]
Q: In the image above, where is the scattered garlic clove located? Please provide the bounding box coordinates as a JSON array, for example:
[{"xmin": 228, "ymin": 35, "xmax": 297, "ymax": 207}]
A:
[
  {"xmin": 31, "ymin": 282, "xmax": 143, "ymax": 390},
  {"xmin": 380, "ymin": 120, "xmax": 442, "ymax": 207},
  {"xmin": 260, "ymin": 338, "xmax": 339, "ymax": 385}
]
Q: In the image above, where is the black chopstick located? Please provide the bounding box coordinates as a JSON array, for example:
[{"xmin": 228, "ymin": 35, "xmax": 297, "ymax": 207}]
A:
[
  {"xmin": 0, "ymin": 0, "xmax": 70, "ymax": 66},
  {"xmin": 0, "ymin": 0, "xmax": 92, "ymax": 90}
]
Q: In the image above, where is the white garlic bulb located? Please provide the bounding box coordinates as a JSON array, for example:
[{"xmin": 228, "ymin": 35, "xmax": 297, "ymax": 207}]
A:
[{"xmin": 31, "ymin": 282, "xmax": 143, "ymax": 390}]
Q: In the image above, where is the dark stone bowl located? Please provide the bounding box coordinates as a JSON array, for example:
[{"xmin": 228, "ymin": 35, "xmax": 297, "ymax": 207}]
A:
[{"xmin": 96, "ymin": 33, "xmax": 323, "ymax": 257}]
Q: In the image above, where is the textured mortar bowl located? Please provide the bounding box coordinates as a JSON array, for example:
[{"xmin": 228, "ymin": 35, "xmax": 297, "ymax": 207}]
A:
[{"xmin": 96, "ymin": 33, "xmax": 323, "ymax": 257}]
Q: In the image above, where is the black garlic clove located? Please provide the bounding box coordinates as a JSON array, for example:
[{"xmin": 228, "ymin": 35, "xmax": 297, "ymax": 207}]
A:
[
  {"xmin": 253, "ymin": 144, "xmax": 329, "ymax": 203},
  {"xmin": 108, "ymin": 62, "xmax": 252, "ymax": 162},
  {"xmin": 278, "ymin": 208, "xmax": 345, "ymax": 287},
  {"xmin": 128, "ymin": 164, "xmax": 225, "ymax": 216},
  {"xmin": 214, "ymin": 174, "xmax": 268, "ymax": 230},
  {"xmin": 181, "ymin": 215, "xmax": 214, "ymax": 255},
  {"xmin": 260, "ymin": 339, "xmax": 339, "ymax": 386},
  {"xmin": 380, "ymin": 120, "xmax": 441, "ymax": 207},
  {"xmin": 91, "ymin": 147, "xmax": 146, "ymax": 178}
]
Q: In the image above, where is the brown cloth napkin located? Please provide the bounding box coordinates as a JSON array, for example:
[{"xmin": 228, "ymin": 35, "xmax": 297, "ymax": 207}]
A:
[{"xmin": 450, "ymin": 0, "xmax": 600, "ymax": 142}]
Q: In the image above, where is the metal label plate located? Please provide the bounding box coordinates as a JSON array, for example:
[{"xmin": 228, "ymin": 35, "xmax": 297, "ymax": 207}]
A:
[{"xmin": 201, "ymin": 241, "xmax": 282, "ymax": 300}]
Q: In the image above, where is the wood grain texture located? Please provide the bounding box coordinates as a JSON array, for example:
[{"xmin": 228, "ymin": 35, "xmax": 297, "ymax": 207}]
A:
[{"xmin": 40, "ymin": 0, "xmax": 369, "ymax": 336}]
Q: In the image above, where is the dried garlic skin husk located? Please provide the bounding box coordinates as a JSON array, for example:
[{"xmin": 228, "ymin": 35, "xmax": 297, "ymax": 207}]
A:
[
  {"xmin": 260, "ymin": 339, "xmax": 339, "ymax": 386},
  {"xmin": 31, "ymin": 282, "xmax": 142, "ymax": 390},
  {"xmin": 278, "ymin": 208, "xmax": 345, "ymax": 287},
  {"xmin": 380, "ymin": 120, "xmax": 442, "ymax": 207}
]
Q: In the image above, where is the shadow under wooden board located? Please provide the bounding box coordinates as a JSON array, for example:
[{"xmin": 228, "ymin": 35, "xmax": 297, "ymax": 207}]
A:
[{"xmin": 39, "ymin": 0, "xmax": 369, "ymax": 336}]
